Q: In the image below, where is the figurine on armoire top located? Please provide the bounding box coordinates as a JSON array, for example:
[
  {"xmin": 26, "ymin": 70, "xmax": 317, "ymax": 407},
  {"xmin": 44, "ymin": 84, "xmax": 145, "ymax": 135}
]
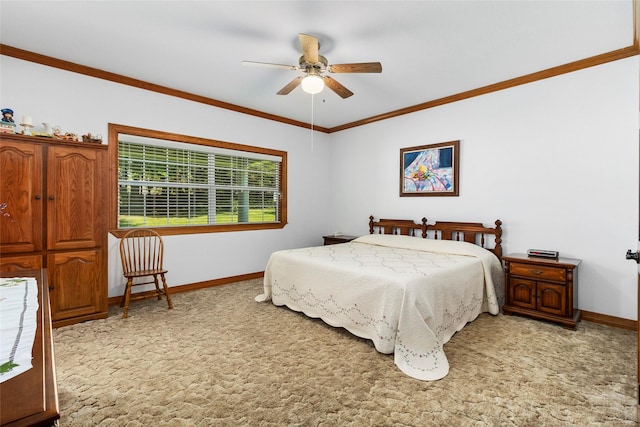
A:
[
  {"xmin": 0, "ymin": 108, "xmax": 17, "ymax": 134},
  {"xmin": 1, "ymin": 108, "xmax": 15, "ymax": 123}
]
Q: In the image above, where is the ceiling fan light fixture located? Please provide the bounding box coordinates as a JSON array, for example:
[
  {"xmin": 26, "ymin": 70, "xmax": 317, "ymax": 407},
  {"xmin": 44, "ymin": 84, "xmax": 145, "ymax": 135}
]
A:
[
  {"xmin": 301, "ymin": 74, "xmax": 324, "ymax": 94},
  {"xmin": 247, "ymin": 33, "xmax": 381, "ymax": 99}
]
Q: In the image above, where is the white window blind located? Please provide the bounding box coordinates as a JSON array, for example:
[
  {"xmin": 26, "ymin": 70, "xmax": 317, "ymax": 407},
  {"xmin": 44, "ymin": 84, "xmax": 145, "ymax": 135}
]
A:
[{"xmin": 118, "ymin": 136, "xmax": 282, "ymax": 228}]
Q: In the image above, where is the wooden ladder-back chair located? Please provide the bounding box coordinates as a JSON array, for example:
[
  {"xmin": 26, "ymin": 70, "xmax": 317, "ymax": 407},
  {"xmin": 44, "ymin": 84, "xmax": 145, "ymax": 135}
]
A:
[{"xmin": 119, "ymin": 228, "xmax": 173, "ymax": 318}]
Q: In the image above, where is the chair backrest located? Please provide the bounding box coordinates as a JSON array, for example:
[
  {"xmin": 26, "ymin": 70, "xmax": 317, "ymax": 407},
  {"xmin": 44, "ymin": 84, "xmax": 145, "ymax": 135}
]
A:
[{"xmin": 119, "ymin": 228, "xmax": 165, "ymax": 275}]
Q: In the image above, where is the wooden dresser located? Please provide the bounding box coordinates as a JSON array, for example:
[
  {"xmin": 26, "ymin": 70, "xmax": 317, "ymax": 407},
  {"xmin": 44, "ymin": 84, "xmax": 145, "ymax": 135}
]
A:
[
  {"xmin": 0, "ymin": 269, "xmax": 59, "ymax": 426},
  {"xmin": 0, "ymin": 133, "xmax": 108, "ymax": 327},
  {"xmin": 502, "ymin": 253, "xmax": 581, "ymax": 329}
]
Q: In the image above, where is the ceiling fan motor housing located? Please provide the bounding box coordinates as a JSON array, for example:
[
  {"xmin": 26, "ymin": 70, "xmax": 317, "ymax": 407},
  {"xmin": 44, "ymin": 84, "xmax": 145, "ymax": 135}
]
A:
[
  {"xmin": 299, "ymin": 54, "xmax": 328, "ymax": 73},
  {"xmin": 244, "ymin": 33, "xmax": 381, "ymax": 98}
]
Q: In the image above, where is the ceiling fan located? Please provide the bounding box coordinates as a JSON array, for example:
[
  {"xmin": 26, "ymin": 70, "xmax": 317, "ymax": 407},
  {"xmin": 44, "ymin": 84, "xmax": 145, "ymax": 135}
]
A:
[{"xmin": 242, "ymin": 33, "xmax": 382, "ymax": 99}]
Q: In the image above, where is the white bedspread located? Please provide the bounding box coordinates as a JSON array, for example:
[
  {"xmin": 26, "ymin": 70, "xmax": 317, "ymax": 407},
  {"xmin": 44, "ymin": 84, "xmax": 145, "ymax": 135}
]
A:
[{"xmin": 256, "ymin": 234, "xmax": 504, "ymax": 381}]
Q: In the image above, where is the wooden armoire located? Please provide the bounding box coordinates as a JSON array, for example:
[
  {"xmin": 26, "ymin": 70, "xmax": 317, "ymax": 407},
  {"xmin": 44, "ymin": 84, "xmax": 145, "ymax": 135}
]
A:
[{"xmin": 0, "ymin": 133, "xmax": 108, "ymax": 327}]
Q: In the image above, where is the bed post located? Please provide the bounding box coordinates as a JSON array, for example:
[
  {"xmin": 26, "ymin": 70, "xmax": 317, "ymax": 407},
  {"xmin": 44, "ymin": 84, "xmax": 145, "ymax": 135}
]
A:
[
  {"xmin": 494, "ymin": 219, "xmax": 503, "ymax": 259},
  {"xmin": 369, "ymin": 215, "xmax": 375, "ymax": 234},
  {"xmin": 421, "ymin": 217, "xmax": 428, "ymax": 238}
]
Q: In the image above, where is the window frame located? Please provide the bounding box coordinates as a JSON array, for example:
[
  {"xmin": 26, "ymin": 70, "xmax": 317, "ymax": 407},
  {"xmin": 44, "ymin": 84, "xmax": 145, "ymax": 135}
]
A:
[{"xmin": 108, "ymin": 123, "xmax": 287, "ymax": 238}]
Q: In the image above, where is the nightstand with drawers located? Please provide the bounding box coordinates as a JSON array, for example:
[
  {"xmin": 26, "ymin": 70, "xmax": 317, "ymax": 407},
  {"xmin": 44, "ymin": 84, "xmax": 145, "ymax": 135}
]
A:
[{"xmin": 502, "ymin": 253, "xmax": 581, "ymax": 329}]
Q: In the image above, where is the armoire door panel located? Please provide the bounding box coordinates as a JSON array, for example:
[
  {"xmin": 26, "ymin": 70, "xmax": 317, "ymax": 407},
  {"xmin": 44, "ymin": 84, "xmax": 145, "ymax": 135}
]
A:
[
  {"xmin": 0, "ymin": 254, "xmax": 43, "ymax": 272},
  {"xmin": 0, "ymin": 140, "xmax": 43, "ymax": 254},
  {"xmin": 46, "ymin": 145, "xmax": 105, "ymax": 251},
  {"xmin": 48, "ymin": 250, "xmax": 105, "ymax": 321}
]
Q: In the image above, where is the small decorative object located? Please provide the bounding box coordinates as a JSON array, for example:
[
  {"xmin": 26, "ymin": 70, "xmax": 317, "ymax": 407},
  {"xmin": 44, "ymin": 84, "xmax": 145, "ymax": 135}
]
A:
[
  {"xmin": 51, "ymin": 127, "xmax": 78, "ymax": 141},
  {"xmin": 82, "ymin": 132, "xmax": 102, "ymax": 144},
  {"xmin": 400, "ymin": 140, "xmax": 460, "ymax": 197},
  {"xmin": 42, "ymin": 123, "xmax": 55, "ymax": 135},
  {"xmin": 0, "ymin": 108, "xmax": 16, "ymax": 134},
  {"xmin": 61, "ymin": 133, "xmax": 78, "ymax": 141},
  {"xmin": 1, "ymin": 108, "xmax": 15, "ymax": 123},
  {"xmin": 20, "ymin": 116, "xmax": 33, "ymax": 136},
  {"xmin": 0, "ymin": 202, "xmax": 14, "ymax": 222},
  {"xmin": 32, "ymin": 123, "xmax": 60, "ymax": 138},
  {"xmin": 0, "ymin": 122, "xmax": 16, "ymax": 134}
]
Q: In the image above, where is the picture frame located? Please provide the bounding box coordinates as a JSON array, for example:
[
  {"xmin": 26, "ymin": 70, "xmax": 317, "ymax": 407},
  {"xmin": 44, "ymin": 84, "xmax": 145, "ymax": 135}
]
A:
[{"xmin": 400, "ymin": 140, "xmax": 459, "ymax": 197}]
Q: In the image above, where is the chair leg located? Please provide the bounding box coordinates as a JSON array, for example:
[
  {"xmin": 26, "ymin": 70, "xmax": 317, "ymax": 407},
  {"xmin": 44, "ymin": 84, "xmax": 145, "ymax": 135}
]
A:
[
  {"xmin": 122, "ymin": 278, "xmax": 133, "ymax": 319},
  {"xmin": 160, "ymin": 273, "xmax": 173, "ymax": 310},
  {"xmin": 153, "ymin": 275, "xmax": 162, "ymax": 300}
]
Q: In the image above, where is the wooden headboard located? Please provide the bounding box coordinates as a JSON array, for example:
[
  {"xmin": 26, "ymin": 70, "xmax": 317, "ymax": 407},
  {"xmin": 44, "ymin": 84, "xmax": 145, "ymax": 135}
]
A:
[
  {"xmin": 368, "ymin": 216, "xmax": 427, "ymax": 237},
  {"xmin": 369, "ymin": 216, "xmax": 503, "ymax": 258}
]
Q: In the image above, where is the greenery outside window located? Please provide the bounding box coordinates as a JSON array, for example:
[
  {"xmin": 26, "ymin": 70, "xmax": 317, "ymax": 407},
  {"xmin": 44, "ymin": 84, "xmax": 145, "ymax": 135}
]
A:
[{"xmin": 109, "ymin": 124, "xmax": 287, "ymax": 237}]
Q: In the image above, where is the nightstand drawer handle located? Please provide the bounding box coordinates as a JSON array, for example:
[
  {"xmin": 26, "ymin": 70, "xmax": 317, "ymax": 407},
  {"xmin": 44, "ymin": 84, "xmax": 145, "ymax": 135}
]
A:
[{"xmin": 530, "ymin": 269, "xmax": 544, "ymax": 275}]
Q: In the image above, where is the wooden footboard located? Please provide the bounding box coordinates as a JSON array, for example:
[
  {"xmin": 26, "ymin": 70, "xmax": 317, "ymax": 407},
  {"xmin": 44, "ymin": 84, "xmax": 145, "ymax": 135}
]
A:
[{"xmin": 369, "ymin": 216, "xmax": 503, "ymax": 258}]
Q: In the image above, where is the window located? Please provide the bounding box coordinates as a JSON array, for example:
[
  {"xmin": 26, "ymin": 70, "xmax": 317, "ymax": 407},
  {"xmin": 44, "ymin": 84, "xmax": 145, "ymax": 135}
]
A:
[{"xmin": 109, "ymin": 124, "xmax": 287, "ymax": 237}]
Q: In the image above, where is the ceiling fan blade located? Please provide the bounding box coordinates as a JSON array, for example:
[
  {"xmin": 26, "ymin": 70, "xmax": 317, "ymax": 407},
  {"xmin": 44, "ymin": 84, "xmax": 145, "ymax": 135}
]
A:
[
  {"xmin": 276, "ymin": 76, "xmax": 303, "ymax": 95},
  {"xmin": 242, "ymin": 61, "xmax": 298, "ymax": 70},
  {"xmin": 323, "ymin": 76, "xmax": 353, "ymax": 99},
  {"xmin": 299, "ymin": 33, "xmax": 319, "ymax": 63},
  {"xmin": 328, "ymin": 62, "xmax": 382, "ymax": 73}
]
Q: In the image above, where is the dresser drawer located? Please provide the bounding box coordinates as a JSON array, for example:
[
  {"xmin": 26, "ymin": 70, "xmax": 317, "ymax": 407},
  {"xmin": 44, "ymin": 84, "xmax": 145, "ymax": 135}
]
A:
[{"xmin": 509, "ymin": 262, "xmax": 566, "ymax": 282}]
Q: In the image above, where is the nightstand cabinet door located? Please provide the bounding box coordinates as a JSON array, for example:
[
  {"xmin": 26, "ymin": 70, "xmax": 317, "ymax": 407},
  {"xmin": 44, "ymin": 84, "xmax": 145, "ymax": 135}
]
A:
[
  {"xmin": 508, "ymin": 277, "xmax": 537, "ymax": 310},
  {"xmin": 537, "ymin": 282, "xmax": 567, "ymax": 316},
  {"xmin": 503, "ymin": 254, "xmax": 580, "ymax": 329}
]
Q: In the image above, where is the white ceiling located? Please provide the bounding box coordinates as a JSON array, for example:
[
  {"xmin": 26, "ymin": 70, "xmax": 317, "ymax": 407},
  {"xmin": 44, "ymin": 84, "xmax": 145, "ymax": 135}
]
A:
[{"xmin": 0, "ymin": 1, "xmax": 634, "ymax": 129}]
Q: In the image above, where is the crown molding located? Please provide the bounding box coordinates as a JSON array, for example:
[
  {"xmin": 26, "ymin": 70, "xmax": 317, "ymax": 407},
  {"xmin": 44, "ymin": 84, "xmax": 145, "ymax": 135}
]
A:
[
  {"xmin": 0, "ymin": 44, "xmax": 331, "ymax": 134},
  {"xmin": 1, "ymin": 43, "xmax": 637, "ymax": 134},
  {"xmin": 330, "ymin": 45, "xmax": 639, "ymax": 133}
]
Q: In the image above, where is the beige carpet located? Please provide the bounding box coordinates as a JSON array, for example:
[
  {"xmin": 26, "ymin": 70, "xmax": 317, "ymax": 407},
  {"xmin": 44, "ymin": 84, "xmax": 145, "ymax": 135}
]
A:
[{"xmin": 53, "ymin": 279, "xmax": 637, "ymax": 426}]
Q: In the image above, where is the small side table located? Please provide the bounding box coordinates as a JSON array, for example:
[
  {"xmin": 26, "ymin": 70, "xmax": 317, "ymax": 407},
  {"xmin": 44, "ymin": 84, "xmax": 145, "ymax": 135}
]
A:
[
  {"xmin": 322, "ymin": 235, "xmax": 358, "ymax": 245},
  {"xmin": 502, "ymin": 253, "xmax": 581, "ymax": 329}
]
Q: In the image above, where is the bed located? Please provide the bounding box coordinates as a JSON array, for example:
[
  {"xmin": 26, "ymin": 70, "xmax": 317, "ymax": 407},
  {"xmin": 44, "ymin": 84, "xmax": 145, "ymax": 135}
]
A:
[{"xmin": 255, "ymin": 216, "xmax": 504, "ymax": 381}]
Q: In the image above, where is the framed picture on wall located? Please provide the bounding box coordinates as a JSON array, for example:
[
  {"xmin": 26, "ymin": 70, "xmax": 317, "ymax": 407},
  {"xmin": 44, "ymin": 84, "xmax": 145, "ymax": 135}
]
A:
[{"xmin": 400, "ymin": 140, "xmax": 460, "ymax": 197}]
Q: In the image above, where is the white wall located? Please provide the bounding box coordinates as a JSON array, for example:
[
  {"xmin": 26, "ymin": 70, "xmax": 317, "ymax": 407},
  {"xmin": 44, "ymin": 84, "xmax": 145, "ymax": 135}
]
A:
[
  {"xmin": 2, "ymin": 55, "xmax": 638, "ymax": 320},
  {"xmin": 0, "ymin": 56, "xmax": 332, "ymax": 298},
  {"xmin": 328, "ymin": 56, "xmax": 639, "ymax": 320}
]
